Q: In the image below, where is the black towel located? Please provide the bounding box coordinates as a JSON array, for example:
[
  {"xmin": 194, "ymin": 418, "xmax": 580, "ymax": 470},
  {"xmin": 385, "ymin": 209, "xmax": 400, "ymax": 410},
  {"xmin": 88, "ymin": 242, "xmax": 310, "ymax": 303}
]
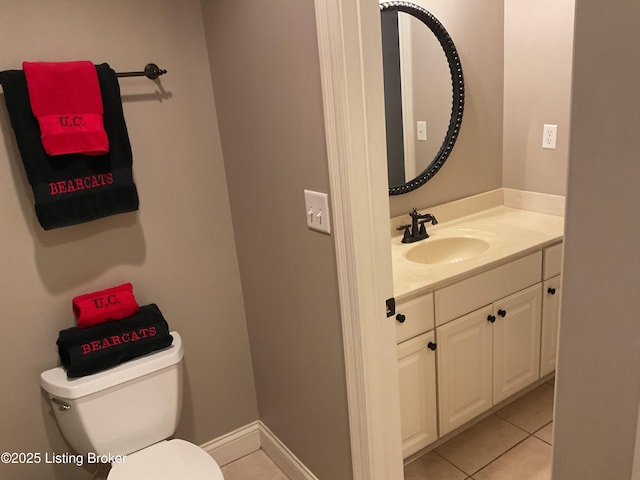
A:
[
  {"xmin": 56, "ymin": 304, "xmax": 173, "ymax": 378},
  {"xmin": 0, "ymin": 63, "xmax": 139, "ymax": 230}
]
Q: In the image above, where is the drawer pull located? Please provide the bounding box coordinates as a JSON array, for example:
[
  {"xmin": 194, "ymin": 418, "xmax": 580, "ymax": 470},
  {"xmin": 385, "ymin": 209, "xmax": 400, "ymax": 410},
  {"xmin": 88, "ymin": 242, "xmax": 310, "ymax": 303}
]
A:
[
  {"xmin": 427, "ymin": 341, "xmax": 437, "ymax": 351},
  {"xmin": 396, "ymin": 313, "xmax": 406, "ymax": 323},
  {"xmin": 497, "ymin": 309, "xmax": 507, "ymax": 317},
  {"xmin": 547, "ymin": 287, "xmax": 557, "ymax": 295},
  {"xmin": 487, "ymin": 314, "xmax": 496, "ymax": 323}
]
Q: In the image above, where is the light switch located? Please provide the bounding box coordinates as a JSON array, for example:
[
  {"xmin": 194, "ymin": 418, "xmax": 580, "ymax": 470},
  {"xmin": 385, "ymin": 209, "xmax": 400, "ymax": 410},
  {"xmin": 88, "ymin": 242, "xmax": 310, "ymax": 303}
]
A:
[
  {"xmin": 304, "ymin": 190, "xmax": 331, "ymax": 234},
  {"xmin": 417, "ymin": 121, "xmax": 427, "ymax": 141}
]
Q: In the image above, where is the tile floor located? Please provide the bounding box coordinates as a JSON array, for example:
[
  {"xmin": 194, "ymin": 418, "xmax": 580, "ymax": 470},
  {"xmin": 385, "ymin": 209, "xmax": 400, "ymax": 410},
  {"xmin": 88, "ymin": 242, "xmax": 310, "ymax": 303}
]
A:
[
  {"xmin": 405, "ymin": 379, "xmax": 555, "ymax": 480},
  {"xmin": 221, "ymin": 450, "xmax": 290, "ymax": 480},
  {"xmin": 220, "ymin": 379, "xmax": 554, "ymax": 480}
]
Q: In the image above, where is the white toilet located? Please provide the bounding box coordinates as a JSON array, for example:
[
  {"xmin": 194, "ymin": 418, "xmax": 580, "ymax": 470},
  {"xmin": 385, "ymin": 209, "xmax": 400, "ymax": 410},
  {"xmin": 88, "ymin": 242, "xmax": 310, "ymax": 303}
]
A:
[{"xmin": 40, "ymin": 332, "xmax": 224, "ymax": 479}]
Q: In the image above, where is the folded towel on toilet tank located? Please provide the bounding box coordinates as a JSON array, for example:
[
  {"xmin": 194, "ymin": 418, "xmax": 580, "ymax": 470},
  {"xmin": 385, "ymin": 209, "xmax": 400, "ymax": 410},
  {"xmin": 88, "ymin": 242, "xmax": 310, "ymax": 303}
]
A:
[
  {"xmin": 56, "ymin": 304, "xmax": 173, "ymax": 378},
  {"xmin": 72, "ymin": 282, "xmax": 140, "ymax": 329}
]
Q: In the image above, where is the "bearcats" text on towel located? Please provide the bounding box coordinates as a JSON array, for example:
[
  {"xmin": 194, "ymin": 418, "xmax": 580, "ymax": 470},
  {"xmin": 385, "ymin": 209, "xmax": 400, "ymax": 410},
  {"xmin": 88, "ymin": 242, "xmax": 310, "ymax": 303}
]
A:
[
  {"xmin": 81, "ymin": 326, "xmax": 157, "ymax": 355},
  {"xmin": 49, "ymin": 173, "xmax": 113, "ymax": 196}
]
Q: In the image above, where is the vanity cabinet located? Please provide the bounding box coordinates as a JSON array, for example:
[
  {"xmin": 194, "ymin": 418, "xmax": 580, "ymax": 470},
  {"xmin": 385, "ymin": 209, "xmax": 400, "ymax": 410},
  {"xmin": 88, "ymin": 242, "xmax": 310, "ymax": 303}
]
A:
[
  {"xmin": 395, "ymin": 294, "xmax": 437, "ymax": 457},
  {"xmin": 394, "ymin": 243, "xmax": 563, "ymax": 455},
  {"xmin": 395, "ymin": 293, "xmax": 434, "ymax": 343},
  {"xmin": 540, "ymin": 275, "xmax": 561, "ymax": 376},
  {"xmin": 436, "ymin": 305, "xmax": 493, "ymax": 436},
  {"xmin": 397, "ymin": 331, "xmax": 438, "ymax": 458},
  {"xmin": 492, "ymin": 284, "xmax": 542, "ymax": 404},
  {"xmin": 436, "ymin": 284, "xmax": 542, "ymax": 436},
  {"xmin": 540, "ymin": 242, "xmax": 563, "ymax": 377}
]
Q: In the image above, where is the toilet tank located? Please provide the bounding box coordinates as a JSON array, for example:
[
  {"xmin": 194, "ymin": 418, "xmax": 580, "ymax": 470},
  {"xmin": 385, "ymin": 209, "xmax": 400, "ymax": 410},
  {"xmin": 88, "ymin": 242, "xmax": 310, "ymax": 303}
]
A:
[{"xmin": 40, "ymin": 332, "xmax": 183, "ymax": 457}]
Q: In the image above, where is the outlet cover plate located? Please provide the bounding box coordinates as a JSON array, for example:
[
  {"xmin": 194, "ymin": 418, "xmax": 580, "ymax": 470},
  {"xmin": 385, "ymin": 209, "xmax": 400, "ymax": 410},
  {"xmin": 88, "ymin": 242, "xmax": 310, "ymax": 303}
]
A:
[{"xmin": 543, "ymin": 124, "xmax": 558, "ymax": 150}]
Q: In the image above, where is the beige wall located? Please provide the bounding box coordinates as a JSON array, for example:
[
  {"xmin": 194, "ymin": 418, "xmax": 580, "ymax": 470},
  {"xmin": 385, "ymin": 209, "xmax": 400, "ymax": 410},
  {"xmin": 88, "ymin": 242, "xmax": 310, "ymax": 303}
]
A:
[
  {"xmin": 503, "ymin": 0, "xmax": 574, "ymax": 196},
  {"xmin": 389, "ymin": 0, "xmax": 504, "ymax": 217},
  {"xmin": 553, "ymin": 0, "xmax": 640, "ymax": 478},
  {"xmin": 201, "ymin": 1, "xmax": 353, "ymax": 479},
  {"xmin": 0, "ymin": 2, "xmax": 258, "ymax": 479}
]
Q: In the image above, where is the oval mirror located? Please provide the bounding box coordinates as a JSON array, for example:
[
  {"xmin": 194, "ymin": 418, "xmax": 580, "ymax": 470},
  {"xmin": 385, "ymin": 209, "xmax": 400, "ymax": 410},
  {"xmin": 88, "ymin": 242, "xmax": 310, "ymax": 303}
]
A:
[{"xmin": 380, "ymin": 1, "xmax": 464, "ymax": 195}]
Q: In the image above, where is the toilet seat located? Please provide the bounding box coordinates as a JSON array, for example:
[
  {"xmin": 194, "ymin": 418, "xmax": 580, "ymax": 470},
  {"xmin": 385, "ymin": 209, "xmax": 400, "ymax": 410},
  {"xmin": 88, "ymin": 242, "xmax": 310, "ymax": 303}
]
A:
[{"xmin": 107, "ymin": 439, "xmax": 224, "ymax": 480}]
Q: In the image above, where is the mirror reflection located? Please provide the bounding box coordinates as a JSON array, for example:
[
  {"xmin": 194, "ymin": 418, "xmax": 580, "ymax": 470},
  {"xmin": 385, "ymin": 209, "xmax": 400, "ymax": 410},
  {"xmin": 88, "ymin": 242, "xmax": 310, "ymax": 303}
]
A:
[{"xmin": 380, "ymin": 2, "xmax": 464, "ymax": 195}]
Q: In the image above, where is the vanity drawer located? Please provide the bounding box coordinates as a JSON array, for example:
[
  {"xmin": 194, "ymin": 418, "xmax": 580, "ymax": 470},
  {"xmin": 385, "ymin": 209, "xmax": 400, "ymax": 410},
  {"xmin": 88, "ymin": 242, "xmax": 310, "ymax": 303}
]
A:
[
  {"xmin": 435, "ymin": 252, "xmax": 542, "ymax": 326},
  {"xmin": 543, "ymin": 242, "xmax": 563, "ymax": 279},
  {"xmin": 395, "ymin": 293, "xmax": 435, "ymax": 343}
]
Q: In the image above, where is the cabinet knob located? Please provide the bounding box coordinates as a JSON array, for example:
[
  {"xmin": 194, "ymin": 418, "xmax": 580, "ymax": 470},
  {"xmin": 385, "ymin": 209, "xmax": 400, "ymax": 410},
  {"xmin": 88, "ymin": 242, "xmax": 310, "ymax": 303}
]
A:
[
  {"xmin": 547, "ymin": 287, "xmax": 557, "ymax": 295},
  {"xmin": 487, "ymin": 314, "xmax": 496, "ymax": 323},
  {"xmin": 396, "ymin": 313, "xmax": 406, "ymax": 323},
  {"xmin": 427, "ymin": 341, "xmax": 437, "ymax": 351},
  {"xmin": 497, "ymin": 309, "xmax": 507, "ymax": 317}
]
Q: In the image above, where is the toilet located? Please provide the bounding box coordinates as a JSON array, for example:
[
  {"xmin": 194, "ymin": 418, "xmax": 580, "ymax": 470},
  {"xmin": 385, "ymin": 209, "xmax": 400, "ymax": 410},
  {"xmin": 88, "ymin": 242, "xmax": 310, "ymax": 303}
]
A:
[{"xmin": 40, "ymin": 332, "xmax": 224, "ymax": 479}]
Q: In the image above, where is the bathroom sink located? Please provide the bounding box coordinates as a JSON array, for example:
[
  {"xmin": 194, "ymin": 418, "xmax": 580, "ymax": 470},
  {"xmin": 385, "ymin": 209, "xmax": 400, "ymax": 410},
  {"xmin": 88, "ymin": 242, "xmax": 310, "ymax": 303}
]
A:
[{"xmin": 405, "ymin": 236, "xmax": 490, "ymax": 265}]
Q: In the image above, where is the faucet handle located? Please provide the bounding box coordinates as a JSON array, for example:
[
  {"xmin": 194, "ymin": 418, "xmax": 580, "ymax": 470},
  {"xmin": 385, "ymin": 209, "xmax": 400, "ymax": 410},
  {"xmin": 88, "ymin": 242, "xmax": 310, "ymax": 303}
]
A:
[
  {"xmin": 418, "ymin": 220, "xmax": 428, "ymax": 237},
  {"xmin": 396, "ymin": 224, "xmax": 412, "ymax": 243}
]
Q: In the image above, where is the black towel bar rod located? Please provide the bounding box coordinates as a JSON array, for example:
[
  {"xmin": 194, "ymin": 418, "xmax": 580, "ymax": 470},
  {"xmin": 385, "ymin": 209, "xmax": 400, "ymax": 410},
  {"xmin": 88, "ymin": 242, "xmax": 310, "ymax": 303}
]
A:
[
  {"xmin": 0, "ymin": 63, "xmax": 167, "ymax": 86},
  {"xmin": 116, "ymin": 63, "xmax": 167, "ymax": 80}
]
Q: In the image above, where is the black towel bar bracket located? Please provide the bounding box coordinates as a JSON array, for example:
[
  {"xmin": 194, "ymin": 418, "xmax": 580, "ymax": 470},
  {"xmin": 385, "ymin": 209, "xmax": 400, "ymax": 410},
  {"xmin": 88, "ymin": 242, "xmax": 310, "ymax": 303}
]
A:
[{"xmin": 116, "ymin": 63, "xmax": 167, "ymax": 80}]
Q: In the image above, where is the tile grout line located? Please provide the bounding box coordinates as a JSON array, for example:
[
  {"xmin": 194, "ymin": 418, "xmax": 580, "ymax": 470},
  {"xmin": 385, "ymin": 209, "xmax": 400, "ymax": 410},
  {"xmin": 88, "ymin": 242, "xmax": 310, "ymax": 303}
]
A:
[
  {"xmin": 495, "ymin": 412, "xmax": 554, "ymax": 445},
  {"xmin": 432, "ymin": 449, "xmax": 473, "ymax": 477},
  {"xmin": 467, "ymin": 430, "xmax": 554, "ymax": 478},
  {"xmin": 468, "ymin": 433, "xmax": 534, "ymax": 477},
  {"xmin": 494, "ymin": 412, "xmax": 543, "ymax": 436}
]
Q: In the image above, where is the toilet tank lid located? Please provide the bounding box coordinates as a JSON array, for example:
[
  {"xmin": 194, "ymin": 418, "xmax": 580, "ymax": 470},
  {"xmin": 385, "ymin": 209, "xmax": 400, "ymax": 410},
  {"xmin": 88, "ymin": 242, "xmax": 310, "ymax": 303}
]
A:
[{"xmin": 40, "ymin": 332, "xmax": 183, "ymax": 399}]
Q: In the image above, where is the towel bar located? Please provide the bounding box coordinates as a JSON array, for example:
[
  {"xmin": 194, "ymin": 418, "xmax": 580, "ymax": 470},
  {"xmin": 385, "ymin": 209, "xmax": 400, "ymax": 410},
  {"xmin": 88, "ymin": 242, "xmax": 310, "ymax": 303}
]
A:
[
  {"xmin": 116, "ymin": 63, "xmax": 167, "ymax": 80},
  {"xmin": 0, "ymin": 63, "xmax": 167, "ymax": 84}
]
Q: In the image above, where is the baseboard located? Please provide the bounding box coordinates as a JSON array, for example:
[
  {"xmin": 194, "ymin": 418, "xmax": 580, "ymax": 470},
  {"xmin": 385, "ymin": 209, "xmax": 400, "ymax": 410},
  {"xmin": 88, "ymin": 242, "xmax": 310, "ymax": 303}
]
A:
[
  {"xmin": 259, "ymin": 422, "xmax": 319, "ymax": 480},
  {"xmin": 200, "ymin": 421, "xmax": 261, "ymax": 467},
  {"xmin": 201, "ymin": 421, "xmax": 318, "ymax": 480}
]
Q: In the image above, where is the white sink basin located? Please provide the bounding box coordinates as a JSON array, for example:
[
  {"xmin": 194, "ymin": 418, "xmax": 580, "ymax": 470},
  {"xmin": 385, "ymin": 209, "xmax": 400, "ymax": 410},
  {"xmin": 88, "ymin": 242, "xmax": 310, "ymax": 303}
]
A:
[{"xmin": 405, "ymin": 236, "xmax": 491, "ymax": 265}]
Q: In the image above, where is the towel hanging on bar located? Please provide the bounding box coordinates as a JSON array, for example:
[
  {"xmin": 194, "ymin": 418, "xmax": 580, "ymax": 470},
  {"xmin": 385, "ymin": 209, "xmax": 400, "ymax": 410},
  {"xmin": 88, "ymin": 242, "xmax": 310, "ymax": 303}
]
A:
[{"xmin": 0, "ymin": 63, "xmax": 140, "ymax": 230}]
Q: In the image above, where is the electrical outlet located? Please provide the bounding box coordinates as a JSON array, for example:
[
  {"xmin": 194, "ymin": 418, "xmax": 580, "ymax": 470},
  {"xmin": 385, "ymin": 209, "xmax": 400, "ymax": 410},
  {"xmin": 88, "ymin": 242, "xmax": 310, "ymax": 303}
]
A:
[
  {"xmin": 304, "ymin": 190, "xmax": 331, "ymax": 234},
  {"xmin": 542, "ymin": 124, "xmax": 558, "ymax": 150}
]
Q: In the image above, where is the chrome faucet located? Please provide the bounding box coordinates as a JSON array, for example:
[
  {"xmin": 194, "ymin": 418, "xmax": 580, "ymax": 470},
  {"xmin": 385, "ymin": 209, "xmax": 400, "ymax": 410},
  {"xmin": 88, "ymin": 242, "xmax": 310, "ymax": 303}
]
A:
[{"xmin": 396, "ymin": 208, "xmax": 438, "ymax": 243}]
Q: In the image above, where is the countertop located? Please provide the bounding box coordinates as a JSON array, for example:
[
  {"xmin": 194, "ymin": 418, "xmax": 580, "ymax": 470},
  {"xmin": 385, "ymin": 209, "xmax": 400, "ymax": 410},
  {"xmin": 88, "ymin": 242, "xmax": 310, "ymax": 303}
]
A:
[{"xmin": 392, "ymin": 206, "xmax": 564, "ymax": 301}]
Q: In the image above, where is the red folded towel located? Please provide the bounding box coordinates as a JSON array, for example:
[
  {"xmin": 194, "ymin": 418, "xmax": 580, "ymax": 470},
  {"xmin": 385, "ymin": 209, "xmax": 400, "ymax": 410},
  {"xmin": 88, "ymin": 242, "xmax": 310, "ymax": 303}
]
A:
[
  {"xmin": 23, "ymin": 61, "xmax": 109, "ymax": 156},
  {"xmin": 72, "ymin": 283, "xmax": 139, "ymax": 328}
]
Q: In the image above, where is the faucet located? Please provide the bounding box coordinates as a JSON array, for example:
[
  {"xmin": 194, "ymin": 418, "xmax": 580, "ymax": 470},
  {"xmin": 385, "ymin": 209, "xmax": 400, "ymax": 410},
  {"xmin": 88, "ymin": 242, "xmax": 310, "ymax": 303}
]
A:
[{"xmin": 396, "ymin": 208, "xmax": 438, "ymax": 244}]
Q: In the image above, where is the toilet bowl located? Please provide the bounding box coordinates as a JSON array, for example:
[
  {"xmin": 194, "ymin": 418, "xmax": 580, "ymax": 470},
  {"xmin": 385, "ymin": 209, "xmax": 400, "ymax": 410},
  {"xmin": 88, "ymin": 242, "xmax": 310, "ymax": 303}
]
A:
[
  {"xmin": 107, "ymin": 439, "xmax": 222, "ymax": 480},
  {"xmin": 41, "ymin": 332, "xmax": 224, "ymax": 479}
]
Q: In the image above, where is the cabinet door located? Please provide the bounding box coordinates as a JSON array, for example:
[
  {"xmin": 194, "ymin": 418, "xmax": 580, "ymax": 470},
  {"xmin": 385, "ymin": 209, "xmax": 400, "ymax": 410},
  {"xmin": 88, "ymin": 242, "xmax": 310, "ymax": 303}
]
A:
[
  {"xmin": 397, "ymin": 331, "xmax": 438, "ymax": 458},
  {"xmin": 540, "ymin": 275, "xmax": 561, "ymax": 377},
  {"xmin": 437, "ymin": 306, "xmax": 493, "ymax": 436},
  {"xmin": 493, "ymin": 284, "xmax": 542, "ymax": 404}
]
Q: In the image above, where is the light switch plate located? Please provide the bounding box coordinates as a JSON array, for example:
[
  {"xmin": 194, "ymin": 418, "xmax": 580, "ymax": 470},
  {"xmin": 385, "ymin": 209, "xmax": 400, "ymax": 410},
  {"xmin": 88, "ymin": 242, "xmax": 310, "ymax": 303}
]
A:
[
  {"xmin": 304, "ymin": 190, "xmax": 331, "ymax": 234},
  {"xmin": 417, "ymin": 121, "xmax": 427, "ymax": 141}
]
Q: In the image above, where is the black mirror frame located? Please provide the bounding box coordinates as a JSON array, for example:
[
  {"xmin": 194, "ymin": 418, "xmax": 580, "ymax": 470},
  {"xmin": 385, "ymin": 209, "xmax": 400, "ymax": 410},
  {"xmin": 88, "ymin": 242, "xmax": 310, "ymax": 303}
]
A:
[{"xmin": 381, "ymin": 1, "xmax": 465, "ymax": 196}]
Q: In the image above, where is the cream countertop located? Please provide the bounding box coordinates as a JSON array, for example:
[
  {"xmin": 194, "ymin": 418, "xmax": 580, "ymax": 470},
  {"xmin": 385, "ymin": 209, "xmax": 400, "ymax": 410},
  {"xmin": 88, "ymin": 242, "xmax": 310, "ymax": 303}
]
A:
[{"xmin": 391, "ymin": 206, "xmax": 564, "ymax": 301}]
